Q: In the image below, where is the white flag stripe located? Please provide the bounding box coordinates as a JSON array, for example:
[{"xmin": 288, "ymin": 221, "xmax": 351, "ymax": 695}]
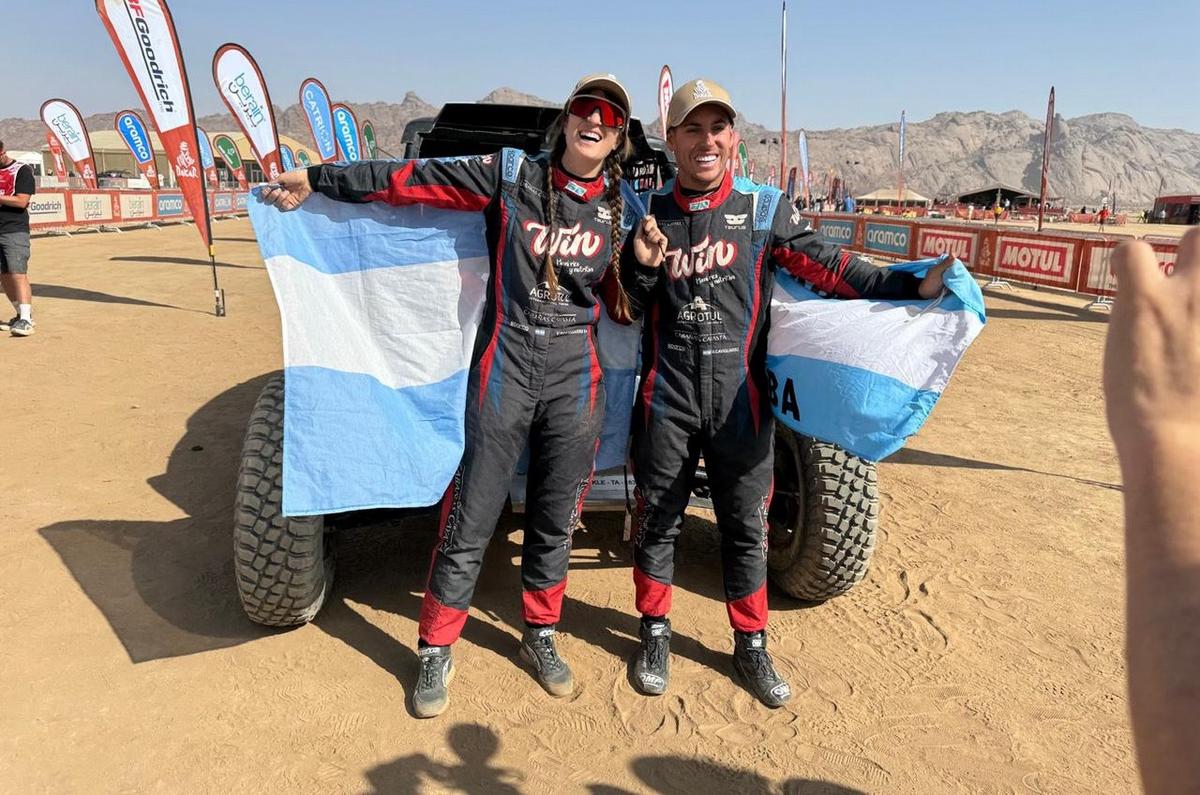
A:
[
  {"xmin": 768, "ymin": 292, "xmax": 982, "ymax": 393},
  {"xmin": 266, "ymin": 253, "xmax": 489, "ymax": 390}
]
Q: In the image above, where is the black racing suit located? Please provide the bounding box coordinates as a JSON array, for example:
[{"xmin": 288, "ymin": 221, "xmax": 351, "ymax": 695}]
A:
[
  {"xmin": 308, "ymin": 150, "xmax": 637, "ymax": 645},
  {"xmin": 623, "ymin": 172, "xmax": 922, "ymax": 632}
]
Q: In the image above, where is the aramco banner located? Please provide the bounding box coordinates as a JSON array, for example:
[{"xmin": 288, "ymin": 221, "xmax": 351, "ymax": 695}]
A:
[{"xmin": 114, "ymin": 110, "xmax": 160, "ymax": 188}]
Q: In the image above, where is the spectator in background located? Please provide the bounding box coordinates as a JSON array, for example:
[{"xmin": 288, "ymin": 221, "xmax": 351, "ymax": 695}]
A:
[
  {"xmin": 0, "ymin": 140, "xmax": 36, "ymax": 337},
  {"xmin": 1103, "ymin": 228, "xmax": 1200, "ymax": 793},
  {"xmin": 1099, "ymin": 205, "xmax": 1111, "ymax": 230}
]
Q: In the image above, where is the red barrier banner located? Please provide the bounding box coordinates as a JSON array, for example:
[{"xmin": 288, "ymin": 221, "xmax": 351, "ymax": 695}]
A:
[
  {"xmin": 118, "ymin": 191, "xmax": 156, "ymax": 221},
  {"xmin": 994, "ymin": 234, "xmax": 1078, "ymax": 288},
  {"xmin": 1078, "ymin": 239, "xmax": 1178, "ymax": 297},
  {"xmin": 71, "ymin": 192, "xmax": 115, "ymax": 224},
  {"xmin": 29, "ymin": 192, "xmax": 70, "ymax": 226},
  {"xmin": 916, "ymin": 226, "xmax": 979, "ymax": 267}
]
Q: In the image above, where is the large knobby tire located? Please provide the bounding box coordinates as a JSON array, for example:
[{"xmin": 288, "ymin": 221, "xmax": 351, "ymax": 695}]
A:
[
  {"xmin": 767, "ymin": 429, "xmax": 879, "ymax": 601},
  {"xmin": 234, "ymin": 374, "xmax": 334, "ymax": 626}
]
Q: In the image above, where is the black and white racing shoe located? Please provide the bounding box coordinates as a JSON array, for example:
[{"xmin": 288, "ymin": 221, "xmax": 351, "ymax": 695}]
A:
[
  {"xmin": 413, "ymin": 644, "xmax": 455, "ymax": 718},
  {"xmin": 519, "ymin": 626, "xmax": 574, "ymax": 697},
  {"xmin": 632, "ymin": 618, "xmax": 671, "ymax": 695},
  {"xmin": 732, "ymin": 630, "xmax": 792, "ymax": 708}
]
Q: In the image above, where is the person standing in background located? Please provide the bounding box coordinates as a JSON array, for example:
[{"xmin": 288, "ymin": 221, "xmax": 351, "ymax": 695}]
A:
[{"xmin": 0, "ymin": 140, "xmax": 36, "ymax": 337}]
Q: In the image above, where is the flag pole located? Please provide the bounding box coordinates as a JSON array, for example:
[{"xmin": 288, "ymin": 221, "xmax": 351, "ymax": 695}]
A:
[
  {"xmin": 780, "ymin": 0, "xmax": 788, "ymax": 183},
  {"xmin": 1037, "ymin": 86, "xmax": 1055, "ymax": 234}
]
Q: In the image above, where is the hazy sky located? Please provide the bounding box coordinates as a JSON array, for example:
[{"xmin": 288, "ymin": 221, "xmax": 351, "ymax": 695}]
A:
[{"xmin": 6, "ymin": 0, "xmax": 1196, "ymax": 131}]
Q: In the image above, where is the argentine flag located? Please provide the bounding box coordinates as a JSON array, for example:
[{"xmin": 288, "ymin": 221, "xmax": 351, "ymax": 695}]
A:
[
  {"xmin": 250, "ymin": 191, "xmax": 641, "ymax": 516},
  {"xmin": 250, "ymin": 193, "xmax": 491, "ymax": 516},
  {"xmin": 767, "ymin": 257, "xmax": 986, "ymax": 461}
]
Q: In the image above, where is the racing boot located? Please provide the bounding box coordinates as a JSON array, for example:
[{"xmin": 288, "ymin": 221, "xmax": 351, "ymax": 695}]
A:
[
  {"xmin": 732, "ymin": 630, "xmax": 792, "ymax": 708},
  {"xmin": 632, "ymin": 617, "xmax": 671, "ymax": 695},
  {"xmin": 413, "ymin": 644, "xmax": 455, "ymax": 718},
  {"xmin": 519, "ymin": 626, "xmax": 574, "ymax": 697}
]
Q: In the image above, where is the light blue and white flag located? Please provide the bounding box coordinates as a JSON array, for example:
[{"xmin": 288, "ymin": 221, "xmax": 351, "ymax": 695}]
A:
[
  {"xmin": 250, "ymin": 192, "xmax": 491, "ymax": 516},
  {"xmin": 249, "ymin": 190, "xmax": 642, "ymax": 516},
  {"xmin": 767, "ymin": 257, "xmax": 985, "ymax": 461}
]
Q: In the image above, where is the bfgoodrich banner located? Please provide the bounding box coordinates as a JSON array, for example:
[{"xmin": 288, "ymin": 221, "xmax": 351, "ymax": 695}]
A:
[{"xmin": 95, "ymin": 0, "xmax": 212, "ymax": 247}]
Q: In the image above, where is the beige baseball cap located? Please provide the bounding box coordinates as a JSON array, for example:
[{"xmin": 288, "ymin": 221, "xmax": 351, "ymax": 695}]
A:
[
  {"xmin": 568, "ymin": 73, "xmax": 632, "ymax": 117},
  {"xmin": 666, "ymin": 79, "xmax": 737, "ymax": 129}
]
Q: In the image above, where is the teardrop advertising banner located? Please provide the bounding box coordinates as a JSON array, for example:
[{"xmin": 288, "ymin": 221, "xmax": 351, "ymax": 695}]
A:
[
  {"xmin": 299, "ymin": 77, "xmax": 338, "ymax": 163},
  {"xmin": 212, "ymin": 133, "xmax": 248, "ymax": 189},
  {"xmin": 46, "ymin": 131, "xmax": 69, "ymax": 182},
  {"xmin": 295, "ymin": 149, "xmax": 312, "ymax": 167},
  {"xmin": 657, "ymin": 65, "xmax": 673, "ymax": 140},
  {"xmin": 40, "ymin": 98, "xmax": 98, "ymax": 188},
  {"xmin": 196, "ymin": 126, "xmax": 219, "ymax": 189},
  {"xmin": 280, "ymin": 144, "xmax": 295, "ymax": 172},
  {"xmin": 114, "ymin": 109, "xmax": 160, "ymax": 188},
  {"xmin": 361, "ymin": 120, "xmax": 377, "ymax": 159},
  {"xmin": 94, "ymin": 0, "xmax": 212, "ymax": 249},
  {"xmin": 212, "ymin": 43, "xmax": 283, "ymax": 181},
  {"xmin": 737, "ymin": 140, "xmax": 749, "ymax": 178},
  {"xmin": 332, "ymin": 103, "xmax": 362, "ymax": 162}
]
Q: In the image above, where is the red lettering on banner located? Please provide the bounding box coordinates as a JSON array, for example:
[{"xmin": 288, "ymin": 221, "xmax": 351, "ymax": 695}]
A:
[
  {"xmin": 996, "ymin": 238, "xmax": 1074, "ymax": 282},
  {"xmin": 918, "ymin": 229, "xmax": 975, "ymax": 263}
]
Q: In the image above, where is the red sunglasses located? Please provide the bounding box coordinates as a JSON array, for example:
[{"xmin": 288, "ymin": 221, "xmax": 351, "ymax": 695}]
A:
[{"xmin": 568, "ymin": 95, "xmax": 627, "ymax": 129}]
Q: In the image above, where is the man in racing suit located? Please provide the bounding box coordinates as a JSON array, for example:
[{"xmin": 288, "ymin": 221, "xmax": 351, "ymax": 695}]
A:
[{"xmin": 624, "ymin": 79, "xmax": 949, "ymax": 706}]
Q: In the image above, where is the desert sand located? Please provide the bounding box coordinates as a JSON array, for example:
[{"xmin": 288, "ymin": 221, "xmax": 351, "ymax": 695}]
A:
[{"xmin": 2, "ymin": 219, "xmax": 1134, "ymax": 793}]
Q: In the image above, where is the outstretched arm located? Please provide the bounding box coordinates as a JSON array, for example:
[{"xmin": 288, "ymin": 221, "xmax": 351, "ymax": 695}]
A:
[
  {"xmin": 768, "ymin": 202, "xmax": 948, "ymax": 299},
  {"xmin": 261, "ymin": 154, "xmax": 501, "ymax": 213}
]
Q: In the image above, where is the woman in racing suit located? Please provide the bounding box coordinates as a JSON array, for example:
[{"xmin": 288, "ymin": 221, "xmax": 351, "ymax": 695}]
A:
[{"xmin": 263, "ymin": 74, "xmax": 638, "ymax": 717}]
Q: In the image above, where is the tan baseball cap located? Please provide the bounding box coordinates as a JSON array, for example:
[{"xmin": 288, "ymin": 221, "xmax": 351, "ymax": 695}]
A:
[
  {"xmin": 568, "ymin": 73, "xmax": 632, "ymax": 117},
  {"xmin": 667, "ymin": 79, "xmax": 737, "ymax": 129}
]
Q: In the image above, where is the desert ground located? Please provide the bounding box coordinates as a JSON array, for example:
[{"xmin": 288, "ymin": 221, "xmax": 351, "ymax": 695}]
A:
[{"xmin": 2, "ymin": 218, "xmax": 1134, "ymax": 793}]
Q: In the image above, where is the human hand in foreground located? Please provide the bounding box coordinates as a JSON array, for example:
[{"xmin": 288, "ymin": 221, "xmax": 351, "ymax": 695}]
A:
[
  {"xmin": 917, "ymin": 255, "xmax": 955, "ymax": 299},
  {"xmin": 260, "ymin": 169, "xmax": 313, "ymax": 211},
  {"xmin": 633, "ymin": 215, "xmax": 668, "ymax": 268},
  {"xmin": 1103, "ymin": 228, "xmax": 1200, "ymax": 461}
]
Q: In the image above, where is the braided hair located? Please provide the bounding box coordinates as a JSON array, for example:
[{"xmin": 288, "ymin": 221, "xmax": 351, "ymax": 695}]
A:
[{"xmin": 541, "ymin": 105, "xmax": 635, "ymax": 322}]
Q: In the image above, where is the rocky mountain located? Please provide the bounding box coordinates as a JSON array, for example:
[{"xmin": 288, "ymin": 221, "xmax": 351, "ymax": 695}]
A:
[{"xmin": 4, "ymin": 92, "xmax": 1195, "ymax": 206}]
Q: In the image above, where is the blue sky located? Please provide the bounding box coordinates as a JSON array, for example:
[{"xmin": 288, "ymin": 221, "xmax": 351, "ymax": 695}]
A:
[{"xmin": 7, "ymin": 1, "xmax": 1196, "ymax": 131}]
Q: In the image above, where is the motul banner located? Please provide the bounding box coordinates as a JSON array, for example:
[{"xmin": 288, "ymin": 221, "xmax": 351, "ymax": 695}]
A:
[
  {"xmin": 332, "ymin": 103, "xmax": 362, "ymax": 162},
  {"xmin": 280, "ymin": 144, "xmax": 295, "ymax": 172},
  {"xmin": 212, "ymin": 43, "xmax": 283, "ymax": 181},
  {"xmin": 114, "ymin": 109, "xmax": 160, "ymax": 188},
  {"xmin": 95, "ymin": 0, "xmax": 211, "ymax": 248},
  {"xmin": 40, "ymin": 98, "xmax": 97, "ymax": 188},
  {"xmin": 300, "ymin": 77, "xmax": 338, "ymax": 163},
  {"xmin": 748, "ymin": 161, "xmax": 756, "ymax": 181},
  {"xmin": 361, "ymin": 120, "xmax": 378, "ymax": 159},
  {"xmin": 658, "ymin": 65, "xmax": 673, "ymax": 140},
  {"xmin": 212, "ymin": 134, "xmax": 248, "ymax": 189},
  {"xmin": 738, "ymin": 141, "xmax": 749, "ymax": 178},
  {"xmin": 196, "ymin": 126, "xmax": 219, "ymax": 189},
  {"xmin": 768, "ymin": 165, "xmax": 777, "ymax": 187},
  {"xmin": 46, "ymin": 131, "xmax": 69, "ymax": 182}
]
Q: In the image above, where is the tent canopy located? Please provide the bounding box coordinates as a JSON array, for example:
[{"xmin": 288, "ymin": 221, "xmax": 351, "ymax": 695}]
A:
[{"xmin": 854, "ymin": 187, "xmax": 930, "ymax": 204}]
